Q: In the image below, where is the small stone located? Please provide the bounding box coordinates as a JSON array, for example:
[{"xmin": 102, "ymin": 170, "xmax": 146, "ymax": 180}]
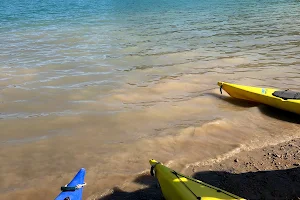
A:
[
  {"xmin": 272, "ymin": 153, "xmax": 278, "ymax": 157},
  {"xmin": 293, "ymin": 163, "xmax": 300, "ymax": 166},
  {"xmin": 280, "ymin": 146, "xmax": 285, "ymax": 150},
  {"xmin": 284, "ymin": 153, "xmax": 289, "ymax": 158},
  {"xmin": 234, "ymin": 158, "xmax": 238, "ymax": 163}
]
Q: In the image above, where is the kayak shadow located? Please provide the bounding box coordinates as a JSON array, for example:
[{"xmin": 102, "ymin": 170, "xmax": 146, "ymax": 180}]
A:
[
  {"xmin": 192, "ymin": 167, "xmax": 300, "ymax": 199},
  {"xmin": 208, "ymin": 92, "xmax": 300, "ymax": 124},
  {"xmin": 98, "ymin": 174, "xmax": 163, "ymax": 200},
  {"xmin": 258, "ymin": 105, "xmax": 300, "ymax": 124}
]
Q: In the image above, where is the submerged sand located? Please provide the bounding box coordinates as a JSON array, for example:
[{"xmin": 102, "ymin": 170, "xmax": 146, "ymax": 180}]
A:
[{"xmin": 100, "ymin": 138, "xmax": 300, "ymax": 200}]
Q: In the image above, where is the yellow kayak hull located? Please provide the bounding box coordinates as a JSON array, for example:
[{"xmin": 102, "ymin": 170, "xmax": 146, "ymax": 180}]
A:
[
  {"xmin": 149, "ymin": 159, "xmax": 244, "ymax": 200},
  {"xmin": 218, "ymin": 82, "xmax": 300, "ymax": 115}
]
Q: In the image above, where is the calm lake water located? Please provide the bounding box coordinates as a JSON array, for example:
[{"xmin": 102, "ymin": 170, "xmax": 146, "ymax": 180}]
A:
[{"xmin": 1, "ymin": 0, "xmax": 300, "ymax": 199}]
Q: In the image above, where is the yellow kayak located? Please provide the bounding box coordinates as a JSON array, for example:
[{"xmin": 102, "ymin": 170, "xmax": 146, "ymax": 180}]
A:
[
  {"xmin": 218, "ymin": 82, "xmax": 300, "ymax": 115},
  {"xmin": 149, "ymin": 159, "xmax": 244, "ymax": 200}
]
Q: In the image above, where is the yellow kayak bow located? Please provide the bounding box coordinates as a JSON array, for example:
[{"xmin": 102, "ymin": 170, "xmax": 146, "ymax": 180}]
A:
[
  {"xmin": 218, "ymin": 82, "xmax": 300, "ymax": 115},
  {"xmin": 149, "ymin": 159, "xmax": 244, "ymax": 200}
]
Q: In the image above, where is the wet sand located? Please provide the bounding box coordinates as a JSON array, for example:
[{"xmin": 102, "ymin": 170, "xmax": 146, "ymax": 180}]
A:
[
  {"xmin": 1, "ymin": 79, "xmax": 300, "ymax": 200},
  {"xmin": 100, "ymin": 136, "xmax": 300, "ymax": 200}
]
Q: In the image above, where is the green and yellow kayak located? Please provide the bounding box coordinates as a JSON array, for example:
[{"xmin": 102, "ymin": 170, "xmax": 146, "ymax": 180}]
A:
[
  {"xmin": 149, "ymin": 159, "xmax": 244, "ymax": 200},
  {"xmin": 218, "ymin": 82, "xmax": 300, "ymax": 115}
]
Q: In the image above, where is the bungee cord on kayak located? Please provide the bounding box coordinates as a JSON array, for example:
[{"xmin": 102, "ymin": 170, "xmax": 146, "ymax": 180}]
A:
[
  {"xmin": 172, "ymin": 171, "xmax": 201, "ymax": 200},
  {"xmin": 171, "ymin": 171, "xmax": 239, "ymax": 199}
]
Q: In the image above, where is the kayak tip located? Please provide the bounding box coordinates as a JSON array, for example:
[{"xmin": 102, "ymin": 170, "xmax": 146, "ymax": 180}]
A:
[
  {"xmin": 217, "ymin": 81, "xmax": 224, "ymax": 86},
  {"xmin": 149, "ymin": 159, "xmax": 159, "ymax": 166}
]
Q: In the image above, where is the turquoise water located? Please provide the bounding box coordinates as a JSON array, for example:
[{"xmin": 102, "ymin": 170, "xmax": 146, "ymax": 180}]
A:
[
  {"xmin": 1, "ymin": 0, "xmax": 300, "ymax": 199},
  {"xmin": 1, "ymin": 0, "xmax": 299, "ymax": 73}
]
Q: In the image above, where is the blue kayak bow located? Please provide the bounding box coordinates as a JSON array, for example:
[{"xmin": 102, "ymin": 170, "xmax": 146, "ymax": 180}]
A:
[{"xmin": 55, "ymin": 168, "xmax": 86, "ymax": 200}]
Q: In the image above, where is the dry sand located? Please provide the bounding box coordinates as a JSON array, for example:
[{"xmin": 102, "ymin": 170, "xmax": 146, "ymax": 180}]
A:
[{"xmin": 100, "ymin": 138, "xmax": 300, "ymax": 200}]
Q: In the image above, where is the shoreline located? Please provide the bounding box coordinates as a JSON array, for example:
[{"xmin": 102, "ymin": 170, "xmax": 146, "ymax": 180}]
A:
[{"xmin": 100, "ymin": 137, "xmax": 300, "ymax": 199}]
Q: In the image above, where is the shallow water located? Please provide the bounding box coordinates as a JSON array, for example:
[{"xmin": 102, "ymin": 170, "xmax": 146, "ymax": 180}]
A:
[{"xmin": 1, "ymin": 0, "xmax": 300, "ymax": 199}]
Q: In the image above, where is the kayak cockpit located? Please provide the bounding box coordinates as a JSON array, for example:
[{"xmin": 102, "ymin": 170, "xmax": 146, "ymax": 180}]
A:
[{"xmin": 272, "ymin": 90, "xmax": 300, "ymax": 100}]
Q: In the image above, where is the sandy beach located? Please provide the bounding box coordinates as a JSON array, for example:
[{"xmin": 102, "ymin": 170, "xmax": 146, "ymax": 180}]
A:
[{"xmin": 100, "ymin": 137, "xmax": 300, "ymax": 200}]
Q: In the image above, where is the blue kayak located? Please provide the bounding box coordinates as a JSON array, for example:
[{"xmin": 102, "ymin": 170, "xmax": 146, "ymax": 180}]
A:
[{"xmin": 55, "ymin": 168, "xmax": 86, "ymax": 200}]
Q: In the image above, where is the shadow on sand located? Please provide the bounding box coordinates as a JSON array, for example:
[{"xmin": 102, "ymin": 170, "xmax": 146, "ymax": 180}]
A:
[
  {"xmin": 98, "ymin": 174, "xmax": 163, "ymax": 200},
  {"xmin": 99, "ymin": 167, "xmax": 300, "ymax": 200},
  {"xmin": 193, "ymin": 167, "xmax": 300, "ymax": 200},
  {"xmin": 208, "ymin": 93, "xmax": 300, "ymax": 124}
]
